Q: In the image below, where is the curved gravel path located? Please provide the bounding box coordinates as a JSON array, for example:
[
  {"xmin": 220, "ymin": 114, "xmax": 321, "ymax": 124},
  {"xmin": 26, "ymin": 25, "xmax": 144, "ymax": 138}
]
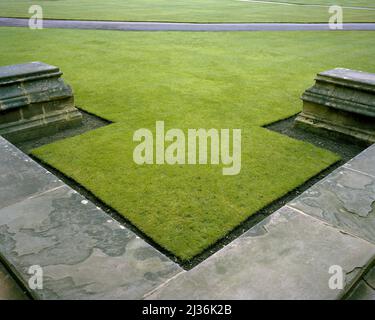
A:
[{"xmin": 1, "ymin": 17, "xmax": 375, "ymax": 31}]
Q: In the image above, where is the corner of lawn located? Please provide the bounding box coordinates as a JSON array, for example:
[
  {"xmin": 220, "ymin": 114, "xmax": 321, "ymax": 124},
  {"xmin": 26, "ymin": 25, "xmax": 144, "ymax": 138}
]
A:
[{"xmin": 2, "ymin": 27, "xmax": 372, "ymax": 260}]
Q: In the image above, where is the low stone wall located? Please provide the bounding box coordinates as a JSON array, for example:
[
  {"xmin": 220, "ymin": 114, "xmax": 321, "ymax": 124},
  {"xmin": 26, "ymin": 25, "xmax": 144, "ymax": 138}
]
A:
[{"xmin": 0, "ymin": 62, "xmax": 82, "ymax": 142}]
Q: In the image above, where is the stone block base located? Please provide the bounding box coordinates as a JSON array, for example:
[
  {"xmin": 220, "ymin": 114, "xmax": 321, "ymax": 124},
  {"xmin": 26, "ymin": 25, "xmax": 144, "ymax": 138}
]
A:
[
  {"xmin": 0, "ymin": 98, "xmax": 82, "ymax": 143},
  {"xmin": 0, "ymin": 62, "xmax": 82, "ymax": 142},
  {"xmin": 295, "ymin": 101, "xmax": 375, "ymax": 146},
  {"xmin": 295, "ymin": 68, "xmax": 375, "ymax": 146}
]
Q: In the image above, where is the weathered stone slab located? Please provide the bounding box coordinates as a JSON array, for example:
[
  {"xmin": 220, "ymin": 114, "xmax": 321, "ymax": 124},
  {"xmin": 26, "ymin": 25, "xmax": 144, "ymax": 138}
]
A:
[
  {"xmin": 0, "ymin": 62, "xmax": 60, "ymax": 87},
  {"xmin": 346, "ymin": 280, "xmax": 375, "ymax": 300},
  {"xmin": 146, "ymin": 206, "xmax": 375, "ymax": 300},
  {"xmin": 0, "ymin": 136, "xmax": 182, "ymax": 299},
  {"xmin": 0, "ymin": 136, "xmax": 63, "ymax": 210},
  {"xmin": 289, "ymin": 167, "xmax": 375, "ymax": 245},
  {"xmin": 344, "ymin": 144, "xmax": 375, "ymax": 178},
  {"xmin": 346, "ymin": 265, "xmax": 375, "ymax": 300},
  {"xmin": 0, "ymin": 62, "xmax": 82, "ymax": 142},
  {"xmin": 295, "ymin": 68, "xmax": 375, "ymax": 145},
  {"xmin": 0, "ymin": 262, "xmax": 28, "ymax": 300},
  {"xmin": 0, "ymin": 185, "xmax": 182, "ymax": 299}
]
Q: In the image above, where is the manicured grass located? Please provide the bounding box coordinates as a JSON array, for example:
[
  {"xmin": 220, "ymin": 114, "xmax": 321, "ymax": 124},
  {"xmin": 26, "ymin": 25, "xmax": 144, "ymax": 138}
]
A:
[
  {"xmin": 0, "ymin": 0, "xmax": 374, "ymax": 22},
  {"xmin": 263, "ymin": 0, "xmax": 375, "ymax": 6},
  {"xmin": 1, "ymin": 28, "xmax": 374, "ymax": 259}
]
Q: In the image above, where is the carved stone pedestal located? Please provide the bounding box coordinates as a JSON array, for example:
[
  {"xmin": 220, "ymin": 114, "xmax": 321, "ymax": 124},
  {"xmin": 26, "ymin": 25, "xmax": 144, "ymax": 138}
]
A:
[
  {"xmin": 295, "ymin": 68, "xmax": 375, "ymax": 145},
  {"xmin": 0, "ymin": 61, "xmax": 82, "ymax": 142}
]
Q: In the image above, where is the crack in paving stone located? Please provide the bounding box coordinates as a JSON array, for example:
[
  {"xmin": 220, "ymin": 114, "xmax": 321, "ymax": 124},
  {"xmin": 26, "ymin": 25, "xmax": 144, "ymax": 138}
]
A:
[
  {"xmin": 345, "ymin": 266, "xmax": 364, "ymax": 276},
  {"xmin": 343, "ymin": 207, "xmax": 373, "ymax": 219},
  {"xmin": 344, "ymin": 166, "xmax": 375, "ymax": 180}
]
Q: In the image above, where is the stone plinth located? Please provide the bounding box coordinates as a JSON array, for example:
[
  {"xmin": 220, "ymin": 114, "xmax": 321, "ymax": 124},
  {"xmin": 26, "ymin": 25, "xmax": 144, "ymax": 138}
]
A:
[
  {"xmin": 295, "ymin": 68, "xmax": 375, "ymax": 145},
  {"xmin": 0, "ymin": 62, "xmax": 82, "ymax": 142}
]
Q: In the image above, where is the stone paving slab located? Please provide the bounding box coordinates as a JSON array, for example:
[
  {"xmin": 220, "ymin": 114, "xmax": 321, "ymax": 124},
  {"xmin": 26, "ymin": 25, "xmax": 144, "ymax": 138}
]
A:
[
  {"xmin": 364, "ymin": 266, "xmax": 375, "ymax": 288},
  {"xmin": 345, "ymin": 264, "xmax": 375, "ymax": 300},
  {"xmin": 346, "ymin": 280, "xmax": 375, "ymax": 300},
  {"xmin": 146, "ymin": 206, "xmax": 375, "ymax": 300},
  {"xmin": 0, "ymin": 136, "xmax": 182, "ymax": 299},
  {"xmin": 344, "ymin": 144, "xmax": 375, "ymax": 178},
  {"xmin": 0, "ymin": 262, "xmax": 28, "ymax": 300},
  {"xmin": 0, "ymin": 137, "xmax": 63, "ymax": 210},
  {"xmin": 289, "ymin": 166, "xmax": 375, "ymax": 245},
  {"xmin": 0, "ymin": 185, "xmax": 182, "ymax": 299}
]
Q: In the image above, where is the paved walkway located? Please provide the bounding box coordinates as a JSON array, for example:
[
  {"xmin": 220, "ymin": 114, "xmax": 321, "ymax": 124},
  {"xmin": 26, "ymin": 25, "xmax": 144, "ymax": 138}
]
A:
[
  {"xmin": 0, "ymin": 136, "xmax": 374, "ymax": 299},
  {"xmin": 1, "ymin": 17, "xmax": 375, "ymax": 31}
]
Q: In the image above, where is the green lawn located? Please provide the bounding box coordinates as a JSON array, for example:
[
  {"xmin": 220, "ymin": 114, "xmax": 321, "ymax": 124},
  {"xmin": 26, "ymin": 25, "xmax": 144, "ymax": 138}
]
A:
[
  {"xmin": 0, "ymin": 0, "xmax": 375, "ymax": 22},
  {"xmin": 263, "ymin": 0, "xmax": 375, "ymax": 6},
  {"xmin": 1, "ymin": 28, "xmax": 375, "ymax": 260}
]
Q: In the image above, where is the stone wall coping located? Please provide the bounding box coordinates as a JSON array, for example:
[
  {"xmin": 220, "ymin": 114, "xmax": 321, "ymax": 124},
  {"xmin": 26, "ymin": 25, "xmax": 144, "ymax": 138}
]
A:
[
  {"xmin": 317, "ymin": 68, "xmax": 375, "ymax": 93},
  {"xmin": 0, "ymin": 61, "xmax": 62, "ymax": 86}
]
